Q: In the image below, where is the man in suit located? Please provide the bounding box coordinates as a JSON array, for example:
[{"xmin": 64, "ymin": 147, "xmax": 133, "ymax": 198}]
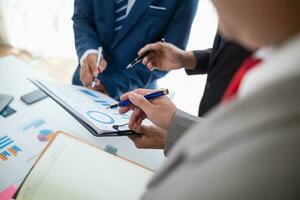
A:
[
  {"xmin": 119, "ymin": 0, "xmax": 300, "ymax": 198},
  {"xmin": 72, "ymin": 0, "xmax": 198, "ymax": 99}
]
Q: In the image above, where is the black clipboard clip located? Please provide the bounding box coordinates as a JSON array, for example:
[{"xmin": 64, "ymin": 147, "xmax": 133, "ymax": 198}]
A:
[
  {"xmin": 99, "ymin": 123, "xmax": 136, "ymax": 137},
  {"xmin": 112, "ymin": 123, "xmax": 129, "ymax": 131}
]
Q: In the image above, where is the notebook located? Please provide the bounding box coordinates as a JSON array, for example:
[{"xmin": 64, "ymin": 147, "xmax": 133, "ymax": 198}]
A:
[
  {"xmin": 16, "ymin": 132, "xmax": 153, "ymax": 200},
  {"xmin": 29, "ymin": 79, "xmax": 134, "ymax": 136}
]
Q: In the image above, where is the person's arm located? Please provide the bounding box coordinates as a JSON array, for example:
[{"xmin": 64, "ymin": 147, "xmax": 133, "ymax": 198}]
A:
[
  {"xmin": 164, "ymin": 109, "xmax": 202, "ymax": 155},
  {"xmin": 185, "ymin": 49, "xmax": 213, "ymax": 75},
  {"xmin": 72, "ymin": 0, "xmax": 101, "ymax": 61},
  {"xmin": 99, "ymin": 0, "xmax": 199, "ymax": 99}
]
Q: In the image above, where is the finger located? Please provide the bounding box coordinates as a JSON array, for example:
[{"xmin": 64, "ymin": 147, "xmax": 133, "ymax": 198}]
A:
[
  {"xmin": 80, "ymin": 62, "xmax": 93, "ymax": 87},
  {"xmin": 88, "ymin": 56, "xmax": 98, "ymax": 76},
  {"xmin": 95, "ymin": 79, "xmax": 100, "ymax": 86},
  {"xmin": 119, "ymin": 89, "xmax": 157, "ymax": 113},
  {"xmin": 138, "ymin": 42, "xmax": 164, "ymax": 57},
  {"xmin": 129, "ymin": 124, "xmax": 146, "ymax": 135},
  {"xmin": 127, "ymin": 93, "xmax": 154, "ymax": 114},
  {"xmin": 138, "ymin": 44, "xmax": 152, "ymax": 57},
  {"xmin": 119, "ymin": 104, "xmax": 135, "ymax": 114},
  {"xmin": 133, "ymin": 88, "xmax": 158, "ymax": 95},
  {"xmin": 147, "ymin": 63, "xmax": 154, "ymax": 70},
  {"xmin": 120, "ymin": 91, "xmax": 132, "ymax": 101},
  {"xmin": 98, "ymin": 59, "xmax": 107, "ymax": 73},
  {"xmin": 142, "ymin": 56, "xmax": 150, "ymax": 66},
  {"xmin": 128, "ymin": 108, "xmax": 145, "ymax": 128},
  {"xmin": 120, "ymin": 88, "xmax": 154, "ymax": 101},
  {"xmin": 135, "ymin": 117, "xmax": 143, "ymax": 129}
]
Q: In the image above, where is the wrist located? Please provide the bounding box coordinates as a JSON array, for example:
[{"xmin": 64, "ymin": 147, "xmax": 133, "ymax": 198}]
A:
[
  {"xmin": 80, "ymin": 49, "xmax": 98, "ymax": 66},
  {"xmin": 182, "ymin": 51, "xmax": 197, "ymax": 70}
]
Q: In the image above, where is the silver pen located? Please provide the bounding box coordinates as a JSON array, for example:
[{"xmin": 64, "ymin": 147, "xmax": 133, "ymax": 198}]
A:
[
  {"xmin": 126, "ymin": 38, "xmax": 166, "ymax": 69},
  {"xmin": 91, "ymin": 47, "xmax": 103, "ymax": 88}
]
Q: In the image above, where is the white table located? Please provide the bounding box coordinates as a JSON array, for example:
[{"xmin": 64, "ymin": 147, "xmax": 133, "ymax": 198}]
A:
[{"xmin": 0, "ymin": 56, "xmax": 165, "ymax": 170}]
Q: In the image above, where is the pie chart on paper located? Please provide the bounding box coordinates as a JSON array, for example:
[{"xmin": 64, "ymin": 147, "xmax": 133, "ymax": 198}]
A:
[
  {"xmin": 86, "ymin": 111, "xmax": 115, "ymax": 125},
  {"xmin": 38, "ymin": 129, "xmax": 54, "ymax": 142}
]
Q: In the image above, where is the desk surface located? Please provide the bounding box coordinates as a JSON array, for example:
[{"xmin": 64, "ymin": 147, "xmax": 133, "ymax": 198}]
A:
[{"xmin": 0, "ymin": 56, "xmax": 165, "ymax": 170}]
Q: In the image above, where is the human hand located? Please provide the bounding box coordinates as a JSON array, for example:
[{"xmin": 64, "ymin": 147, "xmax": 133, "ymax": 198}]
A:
[
  {"xmin": 94, "ymin": 82, "xmax": 109, "ymax": 95},
  {"xmin": 119, "ymin": 89, "xmax": 177, "ymax": 130},
  {"xmin": 128, "ymin": 125, "xmax": 167, "ymax": 149},
  {"xmin": 138, "ymin": 42, "xmax": 197, "ymax": 71},
  {"xmin": 80, "ymin": 53, "xmax": 107, "ymax": 87}
]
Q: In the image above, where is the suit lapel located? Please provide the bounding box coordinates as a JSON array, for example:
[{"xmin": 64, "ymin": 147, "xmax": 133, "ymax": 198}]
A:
[{"xmin": 111, "ymin": 0, "xmax": 153, "ymax": 50}]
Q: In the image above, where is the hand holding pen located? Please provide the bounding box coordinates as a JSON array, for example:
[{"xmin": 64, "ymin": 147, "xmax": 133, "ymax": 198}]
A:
[
  {"xmin": 135, "ymin": 40, "xmax": 193, "ymax": 72},
  {"xmin": 107, "ymin": 89, "xmax": 169, "ymax": 109},
  {"xmin": 79, "ymin": 47, "xmax": 107, "ymax": 88},
  {"xmin": 90, "ymin": 47, "xmax": 107, "ymax": 88},
  {"xmin": 118, "ymin": 88, "xmax": 177, "ymax": 131},
  {"xmin": 126, "ymin": 38, "xmax": 166, "ymax": 69}
]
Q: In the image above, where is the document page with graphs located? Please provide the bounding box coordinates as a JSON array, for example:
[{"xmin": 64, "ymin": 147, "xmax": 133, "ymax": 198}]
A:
[
  {"xmin": 29, "ymin": 79, "xmax": 133, "ymax": 136},
  {"xmin": 16, "ymin": 133, "xmax": 153, "ymax": 200}
]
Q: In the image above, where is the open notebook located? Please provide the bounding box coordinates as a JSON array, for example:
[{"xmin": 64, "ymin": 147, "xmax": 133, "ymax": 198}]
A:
[
  {"xmin": 15, "ymin": 132, "xmax": 153, "ymax": 200},
  {"xmin": 30, "ymin": 79, "xmax": 134, "ymax": 136}
]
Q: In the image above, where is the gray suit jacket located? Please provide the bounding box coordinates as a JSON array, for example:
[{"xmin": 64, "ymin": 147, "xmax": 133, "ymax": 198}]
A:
[
  {"xmin": 142, "ymin": 36, "xmax": 300, "ymax": 199},
  {"xmin": 165, "ymin": 109, "xmax": 201, "ymax": 155}
]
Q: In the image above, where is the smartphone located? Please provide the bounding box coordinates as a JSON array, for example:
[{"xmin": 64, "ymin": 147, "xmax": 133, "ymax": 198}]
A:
[
  {"xmin": 0, "ymin": 94, "xmax": 14, "ymax": 113},
  {"xmin": 21, "ymin": 90, "xmax": 48, "ymax": 105}
]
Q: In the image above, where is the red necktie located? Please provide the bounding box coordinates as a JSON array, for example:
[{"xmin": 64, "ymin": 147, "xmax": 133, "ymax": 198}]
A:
[{"xmin": 221, "ymin": 57, "xmax": 262, "ymax": 104}]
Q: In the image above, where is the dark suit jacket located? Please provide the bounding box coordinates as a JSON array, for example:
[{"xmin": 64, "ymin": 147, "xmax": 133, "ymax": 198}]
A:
[
  {"xmin": 186, "ymin": 34, "xmax": 252, "ymax": 116},
  {"xmin": 72, "ymin": 0, "xmax": 198, "ymax": 99}
]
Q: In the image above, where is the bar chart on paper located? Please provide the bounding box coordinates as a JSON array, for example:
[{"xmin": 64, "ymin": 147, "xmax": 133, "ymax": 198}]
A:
[
  {"xmin": 0, "ymin": 136, "xmax": 22, "ymax": 161},
  {"xmin": 0, "ymin": 117, "xmax": 65, "ymax": 192}
]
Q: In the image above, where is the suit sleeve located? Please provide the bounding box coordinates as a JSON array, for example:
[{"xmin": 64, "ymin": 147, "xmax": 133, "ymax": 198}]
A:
[
  {"xmin": 185, "ymin": 49, "xmax": 212, "ymax": 75},
  {"xmin": 72, "ymin": 0, "xmax": 101, "ymax": 60},
  {"xmin": 99, "ymin": 0, "xmax": 199, "ymax": 99},
  {"xmin": 164, "ymin": 109, "xmax": 202, "ymax": 156}
]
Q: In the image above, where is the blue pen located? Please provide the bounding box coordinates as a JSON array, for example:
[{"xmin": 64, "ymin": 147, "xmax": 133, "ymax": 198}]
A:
[{"xmin": 106, "ymin": 89, "xmax": 169, "ymax": 109}]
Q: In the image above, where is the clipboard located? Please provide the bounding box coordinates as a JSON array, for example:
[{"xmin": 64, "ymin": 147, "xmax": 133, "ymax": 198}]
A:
[{"xmin": 29, "ymin": 79, "xmax": 136, "ymax": 137}]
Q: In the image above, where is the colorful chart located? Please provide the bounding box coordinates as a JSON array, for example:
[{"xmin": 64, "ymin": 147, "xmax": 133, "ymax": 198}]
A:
[
  {"xmin": 78, "ymin": 89, "xmax": 99, "ymax": 98},
  {"xmin": 86, "ymin": 111, "xmax": 115, "ymax": 124},
  {"xmin": 0, "ymin": 136, "xmax": 22, "ymax": 161},
  {"xmin": 78, "ymin": 88, "xmax": 114, "ymax": 107},
  {"xmin": 22, "ymin": 119, "xmax": 46, "ymax": 132},
  {"xmin": 94, "ymin": 100, "xmax": 111, "ymax": 107},
  {"xmin": 37, "ymin": 129, "xmax": 54, "ymax": 142}
]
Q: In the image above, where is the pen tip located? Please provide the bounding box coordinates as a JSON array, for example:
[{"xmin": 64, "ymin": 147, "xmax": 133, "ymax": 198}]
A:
[
  {"xmin": 126, "ymin": 64, "xmax": 132, "ymax": 69},
  {"xmin": 106, "ymin": 104, "xmax": 119, "ymax": 109}
]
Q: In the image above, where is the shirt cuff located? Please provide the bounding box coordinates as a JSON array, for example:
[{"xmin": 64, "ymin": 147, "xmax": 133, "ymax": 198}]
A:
[{"xmin": 80, "ymin": 49, "xmax": 99, "ymax": 66}]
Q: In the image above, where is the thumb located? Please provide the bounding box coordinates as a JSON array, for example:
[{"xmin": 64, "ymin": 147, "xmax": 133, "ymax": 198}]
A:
[
  {"xmin": 128, "ymin": 93, "xmax": 153, "ymax": 115},
  {"xmin": 98, "ymin": 59, "xmax": 107, "ymax": 73}
]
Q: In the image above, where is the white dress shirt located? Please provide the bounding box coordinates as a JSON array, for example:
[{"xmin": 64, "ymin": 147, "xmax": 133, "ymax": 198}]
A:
[{"xmin": 239, "ymin": 33, "xmax": 300, "ymax": 99}]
